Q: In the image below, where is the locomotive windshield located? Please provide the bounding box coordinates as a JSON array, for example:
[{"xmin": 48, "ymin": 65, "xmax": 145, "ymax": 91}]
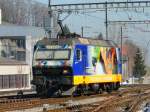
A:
[{"xmin": 35, "ymin": 49, "xmax": 71, "ymax": 60}]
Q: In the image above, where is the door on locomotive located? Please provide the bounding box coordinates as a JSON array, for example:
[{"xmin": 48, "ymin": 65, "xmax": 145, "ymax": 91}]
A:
[{"xmin": 73, "ymin": 44, "xmax": 87, "ymax": 75}]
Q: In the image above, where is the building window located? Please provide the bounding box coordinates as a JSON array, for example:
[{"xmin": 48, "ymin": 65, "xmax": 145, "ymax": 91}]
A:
[
  {"xmin": 17, "ymin": 39, "xmax": 25, "ymax": 48},
  {"xmin": 16, "ymin": 51, "xmax": 25, "ymax": 61},
  {"xmin": 0, "ymin": 74, "xmax": 29, "ymax": 89},
  {"xmin": 9, "ymin": 51, "xmax": 15, "ymax": 59},
  {"xmin": 1, "ymin": 50, "xmax": 6, "ymax": 57}
]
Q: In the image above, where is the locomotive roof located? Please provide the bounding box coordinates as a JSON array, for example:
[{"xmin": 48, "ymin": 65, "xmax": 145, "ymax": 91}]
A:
[{"xmin": 37, "ymin": 37, "xmax": 118, "ymax": 47}]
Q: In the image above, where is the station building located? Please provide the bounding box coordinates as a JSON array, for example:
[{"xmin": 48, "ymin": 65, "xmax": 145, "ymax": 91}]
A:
[
  {"xmin": 0, "ymin": 20, "xmax": 47, "ymax": 93},
  {"xmin": 0, "ymin": 24, "xmax": 47, "ymax": 66}
]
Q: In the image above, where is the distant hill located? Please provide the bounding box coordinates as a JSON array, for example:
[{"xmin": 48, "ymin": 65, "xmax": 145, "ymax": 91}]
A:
[{"xmin": 0, "ymin": 0, "xmax": 48, "ymax": 27}]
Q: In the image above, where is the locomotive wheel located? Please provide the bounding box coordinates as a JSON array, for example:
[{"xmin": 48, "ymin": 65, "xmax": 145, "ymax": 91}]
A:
[
  {"xmin": 36, "ymin": 85, "xmax": 47, "ymax": 96},
  {"xmin": 106, "ymin": 84, "xmax": 112, "ymax": 93},
  {"xmin": 113, "ymin": 82, "xmax": 120, "ymax": 90},
  {"xmin": 98, "ymin": 88, "xmax": 103, "ymax": 94},
  {"xmin": 92, "ymin": 84, "xmax": 100, "ymax": 94},
  {"xmin": 55, "ymin": 89, "xmax": 63, "ymax": 97}
]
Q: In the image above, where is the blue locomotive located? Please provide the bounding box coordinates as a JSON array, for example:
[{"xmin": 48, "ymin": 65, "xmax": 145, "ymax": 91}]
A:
[{"xmin": 32, "ymin": 37, "xmax": 122, "ymax": 96}]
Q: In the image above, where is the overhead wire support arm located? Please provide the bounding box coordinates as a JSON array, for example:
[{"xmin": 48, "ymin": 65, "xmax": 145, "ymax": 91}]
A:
[
  {"xmin": 50, "ymin": 1, "xmax": 150, "ymax": 12},
  {"xmin": 107, "ymin": 20, "xmax": 150, "ymax": 25}
]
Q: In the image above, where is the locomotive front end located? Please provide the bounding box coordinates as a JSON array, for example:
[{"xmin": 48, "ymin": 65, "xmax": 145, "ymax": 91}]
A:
[{"xmin": 32, "ymin": 41, "xmax": 74, "ymax": 96}]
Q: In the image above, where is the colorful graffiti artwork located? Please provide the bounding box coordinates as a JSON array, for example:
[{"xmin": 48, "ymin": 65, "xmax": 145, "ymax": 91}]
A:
[{"xmin": 86, "ymin": 46, "xmax": 121, "ymax": 75}]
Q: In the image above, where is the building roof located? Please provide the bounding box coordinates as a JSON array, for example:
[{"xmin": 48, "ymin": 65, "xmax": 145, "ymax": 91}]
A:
[
  {"xmin": 0, "ymin": 58, "xmax": 26, "ymax": 65},
  {"xmin": 0, "ymin": 24, "xmax": 48, "ymax": 38}
]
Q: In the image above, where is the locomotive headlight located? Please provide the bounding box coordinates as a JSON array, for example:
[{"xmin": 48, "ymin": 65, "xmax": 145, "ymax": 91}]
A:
[{"xmin": 63, "ymin": 70, "xmax": 68, "ymax": 74}]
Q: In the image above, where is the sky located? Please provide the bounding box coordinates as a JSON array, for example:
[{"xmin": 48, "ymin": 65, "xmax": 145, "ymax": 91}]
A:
[
  {"xmin": 35, "ymin": 0, "xmax": 150, "ymax": 36},
  {"xmin": 35, "ymin": 0, "xmax": 150, "ymax": 65}
]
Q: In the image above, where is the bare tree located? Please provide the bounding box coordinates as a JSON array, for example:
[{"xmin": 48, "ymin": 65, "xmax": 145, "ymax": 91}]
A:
[
  {"xmin": 0, "ymin": 0, "xmax": 48, "ymax": 26},
  {"xmin": 31, "ymin": 2, "xmax": 48, "ymax": 26},
  {"xmin": 97, "ymin": 33, "xmax": 103, "ymax": 40},
  {"xmin": 124, "ymin": 40, "xmax": 139, "ymax": 77}
]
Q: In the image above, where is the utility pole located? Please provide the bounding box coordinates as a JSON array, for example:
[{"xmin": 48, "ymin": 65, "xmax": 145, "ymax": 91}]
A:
[
  {"xmin": 48, "ymin": 0, "xmax": 51, "ymax": 16},
  {"xmin": 48, "ymin": 0, "xmax": 52, "ymax": 38},
  {"xmin": 105, "ymin": 1, "xmax": 108, "ymax": 40},
  {"xmin": 121, "ymin": 26, "xmax": 123, "ymax": 61},
  {"xmin": 81, "ymin": 26, "xmax": 84, "ymax": 37},
  {"xmin": 120, "ymin": 26, "xmax": 124, "ymax": 81}
]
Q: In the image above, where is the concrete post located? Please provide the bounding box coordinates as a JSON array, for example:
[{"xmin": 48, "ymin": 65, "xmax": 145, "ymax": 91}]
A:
[{"xmin": 0, "ymin": 9, "xmax": 1, "ymax": 24}]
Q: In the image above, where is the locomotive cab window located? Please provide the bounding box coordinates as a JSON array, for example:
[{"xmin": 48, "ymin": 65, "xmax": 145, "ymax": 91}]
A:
[
  {"xmin": 35, "ymin": 49, "xmax": 71, "ymax": 60},
  {"xmin": 76, "ymin": 49, "xmax": 82, "ymax": 61}
]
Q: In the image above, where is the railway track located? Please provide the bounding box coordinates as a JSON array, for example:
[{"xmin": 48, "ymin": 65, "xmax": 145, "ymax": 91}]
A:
[
  {"xmin": 0, "ymin": 84, "xmax": 149, "ymax": 112},
  {"xmin": 48, "ymin": 84, "xmax": 150, "ymax": 112},
  {"xmin": 63, "ymin": 84, "xmax": 150, "ymax": 112}
]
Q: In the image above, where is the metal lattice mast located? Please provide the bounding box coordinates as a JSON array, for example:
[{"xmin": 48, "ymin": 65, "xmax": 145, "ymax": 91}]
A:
[{"xmin": 49, "ymin": 1, "xmax": 150, "ymax": 40}]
